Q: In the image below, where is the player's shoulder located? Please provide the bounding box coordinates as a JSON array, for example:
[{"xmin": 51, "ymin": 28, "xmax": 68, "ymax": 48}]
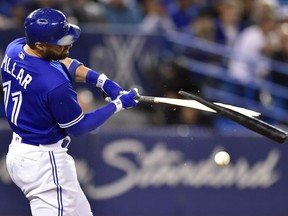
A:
[
  {"xmin": 5, "ymin": 37, "xmax": 26, "ymax": 55},
  {"xmin": 49, "ymin": 60, "xmax": 71, "ymax": 81},
  {"xmin": 36, "ymin": 60, "xmax": 71, "ymax": 90},
  {"xmin": 7, "ymin": 37, "xmax": 26, "ymax": 49}
]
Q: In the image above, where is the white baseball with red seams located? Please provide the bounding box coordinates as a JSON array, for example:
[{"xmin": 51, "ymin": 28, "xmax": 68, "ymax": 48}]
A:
[{"xmin": 214, "ymin": 151, "xmax": 230, "ymax": 166}]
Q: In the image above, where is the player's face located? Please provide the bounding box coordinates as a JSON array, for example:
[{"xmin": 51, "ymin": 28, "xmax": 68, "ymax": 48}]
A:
[{"xmin": 40, "ymin": 43, "xmax": 72, "ymax": 60}]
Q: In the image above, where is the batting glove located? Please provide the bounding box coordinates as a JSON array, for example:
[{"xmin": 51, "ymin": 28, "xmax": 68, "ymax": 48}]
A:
[
  {"xmin": 112, "ymin": 88, "xmax": 139, "ymax": 113},
  {"xmin": 97, "ymin": 74, "xmax": 123, "ymax": 100}
]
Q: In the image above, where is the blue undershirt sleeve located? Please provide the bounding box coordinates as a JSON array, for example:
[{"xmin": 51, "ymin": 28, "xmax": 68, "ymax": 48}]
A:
[
  {"xmin": 67, "ymin": 59, "xmax": 83, "ymax": 81},
  {"xmin": 66, "ymin": 103, "xmax": 116, "ymax": 136}
]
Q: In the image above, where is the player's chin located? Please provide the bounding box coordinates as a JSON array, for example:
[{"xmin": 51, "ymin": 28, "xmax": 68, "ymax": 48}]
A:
[{"xmin": 58, "ymin": 52, "xmax": 69, "ymax": 60}]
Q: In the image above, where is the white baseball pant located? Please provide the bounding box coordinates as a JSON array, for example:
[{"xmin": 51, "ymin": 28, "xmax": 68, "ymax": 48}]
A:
[{"xmin": 6, "ymin": 133, "xmax": 93, "ymax": 216}]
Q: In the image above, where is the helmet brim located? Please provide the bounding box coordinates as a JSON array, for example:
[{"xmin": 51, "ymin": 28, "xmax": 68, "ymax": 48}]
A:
[{"xmin": 55, "ymin": 24, "xmax": 81, "ymax": 46}]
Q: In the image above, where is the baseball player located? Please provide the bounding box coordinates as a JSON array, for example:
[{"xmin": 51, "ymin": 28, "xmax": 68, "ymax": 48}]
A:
[{"xmin": 1, "ymin": 8, "xmax": 138, "ymax": 216}]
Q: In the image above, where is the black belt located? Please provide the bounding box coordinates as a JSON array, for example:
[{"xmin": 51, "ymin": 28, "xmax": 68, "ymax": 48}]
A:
[{"xmin": 13, "ymin": 133, "xmax": 71, "ymax": 148}]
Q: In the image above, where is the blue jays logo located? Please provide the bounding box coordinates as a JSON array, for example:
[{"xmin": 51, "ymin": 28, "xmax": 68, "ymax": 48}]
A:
[
  {"xmin": 89, "ymin": 35, "xmax": 161, "ymax": 89},
  {"xmin": 18, "ymin": 52, "xmax": 25, "ymax": 60}
]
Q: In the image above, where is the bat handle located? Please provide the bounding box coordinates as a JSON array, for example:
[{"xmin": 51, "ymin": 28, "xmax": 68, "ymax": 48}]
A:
[
  {"xmin": 137, "ymin": 96, "xmax": 156, "ymax": 103},
  {"xmin": 104, "ymin": 94, "xmax": 156, "ymax": 103}
]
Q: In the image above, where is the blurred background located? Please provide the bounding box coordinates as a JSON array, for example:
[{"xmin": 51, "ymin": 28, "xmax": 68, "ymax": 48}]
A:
[{"xmin": 1, "ymin": 0, "xmax": 288, "ymax": 215}]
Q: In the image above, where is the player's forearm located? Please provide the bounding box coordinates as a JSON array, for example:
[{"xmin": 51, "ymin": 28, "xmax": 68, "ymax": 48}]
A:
[
  {"xmin": 66, "ymin": 89, "xmax": 138, "ymax": 137},
  {"xmin": 62, "ymin": 58, "xmax": 102, "ymax": 83},
  {"xmin": 63, "ymin": 58, "xmax": 124, "ymax": 99},
  {"xmin": 66, "ymin": 103, "xmax": 116, "ymax": 136},
  {"xmin": 74, "ymin": 65, "xmax": 90, "ymax": 82}
]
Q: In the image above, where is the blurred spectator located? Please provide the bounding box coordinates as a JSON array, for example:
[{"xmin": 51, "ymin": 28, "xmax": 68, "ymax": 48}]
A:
[
  {"xmin": 228, "ymin": 15, "xmax": 277, "ymax": 83},
  {"xmin": 271, "ymin": 18, "xmax": 288, "ymax": 83},
  {"xmin": 211, "ymin": 0, "xmax": 246, "ymax": 68},
  {"xmin": 228, "ymin": 5, "xmax": 278, "ymax": 105},
  {"xmin": 167, "ymin": 0, "xmax": 200, "ymax": 31},
  {"xmin": 0, "ymin": 2, "xmax": 29, "ymax": 30},
  {"xmin": 186, "ymin": 8, "xmax": 214, "ymax": 41},
  {"xmin": 104, "ymin": 0, "xmax": 143, "ymax": 25},
  {"xmin": 213, "ymin": 0, "xmax": 245, "ymax": 47},
  {"xmin": 140, "ymin": 0, "xmax": 176, "ymax": 33},
  {"xmin": 100, "ymin": 0, "xmax": 138, "ymax": 8},
  {"xmin": 251, "ymin": 0, "xmax": 278, "ymax": 23},
  {"xmin": 57, "ymin": 0, "xmax": 75, "ymax": 18},
  {"xmin": 72, "ymin": 0, "xmax": 106, "ymax": 24},
  {"xmin": 0, "ymin": 0, "xmax": 10, "ymax": 17},
  {"xmin": 0, "ymin": 14, "xmax": 12, "ymax": 30},
  {"xmin": 270, "ymin": 22, "xmax": 288, "ymax": 109},
  {"xmin": 182, "ymin": 9, "xmax": 220, "ymax": 65},
  {"xmin": 27, "ymin": 0, "xmax": 65, "ymax": 13},
  {"xmin": 239, "ymin": 0, "xmax": 256, "ymax": 27},
  {"xmin": 10, "ymin": 3, "xmax": 28, "ymax": 28},
  {"xmin": 30, "ymin": 0, "xmax": 57, "ymax": 8}
]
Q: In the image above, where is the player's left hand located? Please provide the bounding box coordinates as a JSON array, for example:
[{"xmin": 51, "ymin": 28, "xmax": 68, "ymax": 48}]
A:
[
  {"xmin": 111, "ymin": 88, "xmax": 139, "ymax": 112},
  {"xmin": 103, "ymin": 79, "xmax": 123, "ymax": 100}
]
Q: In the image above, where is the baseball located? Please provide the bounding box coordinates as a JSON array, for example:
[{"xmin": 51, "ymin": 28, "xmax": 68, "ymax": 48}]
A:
[{"xmin": 214, "ymin": 151, "xmax": 230, "ymax": 166}]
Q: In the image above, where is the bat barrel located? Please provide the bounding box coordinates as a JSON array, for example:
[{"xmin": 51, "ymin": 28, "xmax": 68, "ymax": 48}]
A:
[{"xmin": 179, "ymin": 91, "xmax": 288, "ymax": 144}]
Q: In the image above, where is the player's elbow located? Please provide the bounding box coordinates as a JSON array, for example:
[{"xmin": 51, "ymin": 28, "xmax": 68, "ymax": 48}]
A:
[{"xmin": 66, "ymin": 127, "xmax": 85, "ymax": 137}]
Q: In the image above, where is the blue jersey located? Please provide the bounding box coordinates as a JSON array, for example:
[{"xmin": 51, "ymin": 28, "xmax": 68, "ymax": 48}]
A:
[{"xmin": 1, "ymin": 38, "xmax": 84, "ymax": 145}]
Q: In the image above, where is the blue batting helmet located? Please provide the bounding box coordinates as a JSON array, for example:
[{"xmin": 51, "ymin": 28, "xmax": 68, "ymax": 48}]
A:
[{"xmin": 24, "ymin": 8, "xmax": 81, "ymax": 46}]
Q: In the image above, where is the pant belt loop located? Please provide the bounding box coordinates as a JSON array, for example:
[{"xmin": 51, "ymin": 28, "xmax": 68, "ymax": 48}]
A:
[
  {"xmin": 62, "ymin": 136, "xmax": 71, "ymax": 148},
  {"xmin": 12, "ymin": 133, "xmax": 22, "ymax": 144}
]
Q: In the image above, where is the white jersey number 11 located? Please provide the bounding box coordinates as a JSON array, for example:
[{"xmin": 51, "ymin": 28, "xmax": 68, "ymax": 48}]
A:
[{"xmin": 3, "ymin": 80, "xmax": 23, "ymax": 126}]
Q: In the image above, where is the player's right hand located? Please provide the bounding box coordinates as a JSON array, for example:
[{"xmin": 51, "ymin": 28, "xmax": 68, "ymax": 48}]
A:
[{"xmin": 112, "ymin": 88, "xmax": 139, "ymax": 112}]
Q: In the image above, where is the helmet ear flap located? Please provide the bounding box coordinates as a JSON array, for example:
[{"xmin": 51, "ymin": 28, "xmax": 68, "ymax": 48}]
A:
[{"xmin": 24, "ymin": 8, "xmax": 81, "ymax": 46}]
